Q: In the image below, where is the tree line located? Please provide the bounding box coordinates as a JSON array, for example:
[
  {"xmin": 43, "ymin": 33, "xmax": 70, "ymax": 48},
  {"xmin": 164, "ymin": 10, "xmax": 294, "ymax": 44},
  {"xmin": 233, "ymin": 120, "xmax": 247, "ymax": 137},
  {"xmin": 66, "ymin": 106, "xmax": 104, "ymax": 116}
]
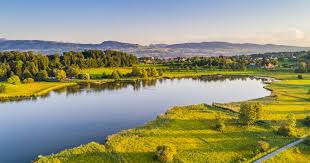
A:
[{"xmin": 0, "ymin": 50, "xmax": 137, "ymax": 81}]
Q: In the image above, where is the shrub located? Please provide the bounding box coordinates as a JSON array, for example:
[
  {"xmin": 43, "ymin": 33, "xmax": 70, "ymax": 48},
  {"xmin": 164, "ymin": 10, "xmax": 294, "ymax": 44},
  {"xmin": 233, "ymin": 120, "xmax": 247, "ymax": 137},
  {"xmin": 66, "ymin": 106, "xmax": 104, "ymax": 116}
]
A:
[
  {"xmin": 297, "ymin": 74, "xmax": 303, "ymax": 79},
  {"xmin": 215, "ymin": 113, "xmax": 226, "ymax": 132},
  {"xmin": 7, "ymin": 75, "xmax": 21, "ymax": 85},
  {"xmin": 257, "ymin": 141, "xmax": 270, "ymax": 152},
  {"xmin": 0, "ymin": 84, "xmax": 6, "ymax": 93},
  {"xmin": 23, "ymin": 78, "xmax": 34, "ymax": 84},
  {"xmin": 155, "ymin": 144, "xmax": 176, "ymax": 162},
  {"xmin": 78, "ymin": 73, "xmax": 90, "ymax": 80},
  {"xmin": 102, "ymin": 72, "xmax": 110, "ymax": 79}
]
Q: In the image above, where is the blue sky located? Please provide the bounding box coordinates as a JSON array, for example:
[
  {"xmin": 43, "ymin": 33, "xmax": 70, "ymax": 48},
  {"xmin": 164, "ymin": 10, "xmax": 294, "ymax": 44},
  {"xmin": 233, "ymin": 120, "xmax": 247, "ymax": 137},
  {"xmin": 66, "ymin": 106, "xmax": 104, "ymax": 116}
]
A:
[{"xmin": 1, "ymin": 0, "xmax": 310, "ymax": 46}]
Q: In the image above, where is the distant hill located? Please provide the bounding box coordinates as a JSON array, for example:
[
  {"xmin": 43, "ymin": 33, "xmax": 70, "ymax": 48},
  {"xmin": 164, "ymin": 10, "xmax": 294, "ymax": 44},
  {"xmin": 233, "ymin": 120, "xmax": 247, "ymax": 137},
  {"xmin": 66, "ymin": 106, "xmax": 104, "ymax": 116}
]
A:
[{"xmin": 0, "ymin": 40, "xmax": 309, "ymax": 57}]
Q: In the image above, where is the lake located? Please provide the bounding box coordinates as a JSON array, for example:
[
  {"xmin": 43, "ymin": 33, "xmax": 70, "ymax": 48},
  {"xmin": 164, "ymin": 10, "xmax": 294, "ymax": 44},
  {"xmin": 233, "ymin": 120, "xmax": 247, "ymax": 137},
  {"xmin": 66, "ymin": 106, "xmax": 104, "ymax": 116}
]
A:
[{"xmin": 0, "ymin": 76, "xmax": 271, "ymax": 163}]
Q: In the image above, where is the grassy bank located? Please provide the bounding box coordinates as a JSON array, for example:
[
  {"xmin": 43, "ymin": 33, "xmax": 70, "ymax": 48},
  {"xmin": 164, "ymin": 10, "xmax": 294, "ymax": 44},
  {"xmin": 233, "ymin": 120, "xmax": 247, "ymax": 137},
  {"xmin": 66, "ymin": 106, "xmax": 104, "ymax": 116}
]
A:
[
  {"xmin": 0, "ymin": 82, "xmax": 77, "ymax": 101},
  {"xmin": 264, "ymin": 143, "xmax": 310, "ymax": 163},
  {"xmin": 34, "ymin": 72, "xmax": 310, "ymax": 163}
]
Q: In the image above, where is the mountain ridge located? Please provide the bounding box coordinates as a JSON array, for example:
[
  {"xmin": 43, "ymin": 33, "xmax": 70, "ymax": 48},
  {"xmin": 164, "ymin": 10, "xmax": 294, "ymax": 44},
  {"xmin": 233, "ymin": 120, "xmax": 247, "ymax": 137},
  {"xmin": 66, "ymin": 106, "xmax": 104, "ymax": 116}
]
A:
[{"xmin": 0, "ymin": 39, "xmax": 309, "ymax": 57}]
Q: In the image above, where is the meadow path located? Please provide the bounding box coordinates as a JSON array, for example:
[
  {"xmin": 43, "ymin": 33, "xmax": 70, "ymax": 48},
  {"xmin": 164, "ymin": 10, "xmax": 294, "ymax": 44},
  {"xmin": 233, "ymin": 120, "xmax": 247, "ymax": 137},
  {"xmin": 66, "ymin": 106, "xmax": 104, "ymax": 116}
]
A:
[{"xmin": 253, "ymin": 138, "xmax": 305, "ymax": 163}]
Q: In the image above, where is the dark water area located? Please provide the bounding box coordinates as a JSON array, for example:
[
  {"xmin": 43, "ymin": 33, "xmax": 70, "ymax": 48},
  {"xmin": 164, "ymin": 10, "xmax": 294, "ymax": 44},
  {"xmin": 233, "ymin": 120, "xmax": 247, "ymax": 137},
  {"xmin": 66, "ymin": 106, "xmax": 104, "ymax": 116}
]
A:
[{"xmin": 0, "ymin": 76, "xmax": 271, "ymax": 163}]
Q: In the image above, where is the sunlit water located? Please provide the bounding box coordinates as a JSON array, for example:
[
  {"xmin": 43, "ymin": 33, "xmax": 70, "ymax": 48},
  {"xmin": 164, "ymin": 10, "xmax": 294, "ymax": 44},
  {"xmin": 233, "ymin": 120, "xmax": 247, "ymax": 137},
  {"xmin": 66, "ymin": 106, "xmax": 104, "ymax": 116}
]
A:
[{"xmin": 0, "ymin": 76, "xmax": 270, "ymax": 163}]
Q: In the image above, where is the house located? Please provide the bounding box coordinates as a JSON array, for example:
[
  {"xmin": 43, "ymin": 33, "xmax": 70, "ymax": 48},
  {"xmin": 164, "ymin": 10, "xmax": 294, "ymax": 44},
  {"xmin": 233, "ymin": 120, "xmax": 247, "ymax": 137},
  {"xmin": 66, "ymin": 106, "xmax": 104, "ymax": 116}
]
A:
[{"xmin": 264, "ymin": 63, "xmax": 275, "ymax": 69}]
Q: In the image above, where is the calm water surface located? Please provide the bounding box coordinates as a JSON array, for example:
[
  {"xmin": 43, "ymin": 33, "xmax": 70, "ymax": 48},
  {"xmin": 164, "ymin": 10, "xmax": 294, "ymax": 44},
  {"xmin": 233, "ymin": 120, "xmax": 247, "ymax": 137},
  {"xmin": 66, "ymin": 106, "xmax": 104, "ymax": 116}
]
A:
[{"xmin": 0, "ymin": 76, "xmax": 270, "ymax": 163}]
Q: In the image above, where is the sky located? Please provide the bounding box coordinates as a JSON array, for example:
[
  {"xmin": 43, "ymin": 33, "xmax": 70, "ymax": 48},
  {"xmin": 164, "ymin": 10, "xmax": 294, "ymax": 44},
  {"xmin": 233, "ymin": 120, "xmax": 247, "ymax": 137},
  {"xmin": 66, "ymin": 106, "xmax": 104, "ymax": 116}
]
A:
[{"xmin": 1, "ymin": 0, "xmax": 310, "ymax": 46}]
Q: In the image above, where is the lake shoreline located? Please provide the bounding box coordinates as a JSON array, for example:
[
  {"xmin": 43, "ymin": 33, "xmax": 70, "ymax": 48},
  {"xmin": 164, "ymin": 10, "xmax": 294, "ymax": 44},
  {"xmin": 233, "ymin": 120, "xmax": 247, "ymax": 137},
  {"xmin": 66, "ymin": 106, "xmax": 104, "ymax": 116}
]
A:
[
  {"xmin": 33, "ymin": 73, "xmax": 284, "ymax": 162},
  {"xmin": 0, "ymin": 71, "xmax": 270, "ymax": 102}
]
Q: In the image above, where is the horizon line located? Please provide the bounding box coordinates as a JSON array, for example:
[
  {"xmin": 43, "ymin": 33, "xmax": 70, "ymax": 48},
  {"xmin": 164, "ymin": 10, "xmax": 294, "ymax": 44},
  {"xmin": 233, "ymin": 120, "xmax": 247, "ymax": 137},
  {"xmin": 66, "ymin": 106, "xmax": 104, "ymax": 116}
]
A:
[{"xmin": 0, "ymin": 38, "xmax": 308, "ymax": 48}]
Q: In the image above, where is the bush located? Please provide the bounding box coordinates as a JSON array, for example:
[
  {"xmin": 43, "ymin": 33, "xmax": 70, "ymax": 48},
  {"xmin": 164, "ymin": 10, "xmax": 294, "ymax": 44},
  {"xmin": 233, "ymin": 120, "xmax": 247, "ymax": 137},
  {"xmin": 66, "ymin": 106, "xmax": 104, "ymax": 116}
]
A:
[
  {"xmin": 102, "ymin": 72, "xmax": 110, "ymax": 79},
  {"xmin": 0, "ymin": 84, "xmax": 6, "ymax": 93},
  {"xmin": 297, "ymin": 74, "xmax": 303, "ymax": 79},
  {"xmin": 7, "ymin": 75, "xmax": 21, "ymax": 85},
  {"xmin": 215, "ymin": 113, "xmax": 226, "ymax": 132},
  {"xmin": 78, "ymin": 73, "xmax": 90, "ymax": 80},
  {"xmin": 23, "ymin": 78, "xmax": 34, "ymax": 83},
  {"xmin": 257, "ymin": 141, "xmax": 270, "ymax": 152},
  {"xmin": 155, "ymin": 144, "xmax": 176, "ymax": 162}
]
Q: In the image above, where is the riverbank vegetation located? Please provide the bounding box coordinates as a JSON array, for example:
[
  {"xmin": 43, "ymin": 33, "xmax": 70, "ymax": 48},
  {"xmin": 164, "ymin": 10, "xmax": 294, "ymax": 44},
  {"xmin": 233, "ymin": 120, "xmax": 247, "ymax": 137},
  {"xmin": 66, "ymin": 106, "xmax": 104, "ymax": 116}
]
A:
[
  {"xmin": 34, "ymin": 73, "xmax": 310, "ymax": 163},
  {"xmin": 0, "ymin": 82, "xmax": 77, "ymax": 101}
]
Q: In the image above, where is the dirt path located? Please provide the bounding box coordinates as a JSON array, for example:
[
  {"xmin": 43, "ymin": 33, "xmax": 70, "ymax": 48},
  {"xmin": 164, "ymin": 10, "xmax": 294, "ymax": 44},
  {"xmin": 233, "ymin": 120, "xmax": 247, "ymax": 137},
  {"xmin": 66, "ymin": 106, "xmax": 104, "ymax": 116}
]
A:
[{"xmin": 253, "ymin": 138, "xmax": 305, "ymax": 163}]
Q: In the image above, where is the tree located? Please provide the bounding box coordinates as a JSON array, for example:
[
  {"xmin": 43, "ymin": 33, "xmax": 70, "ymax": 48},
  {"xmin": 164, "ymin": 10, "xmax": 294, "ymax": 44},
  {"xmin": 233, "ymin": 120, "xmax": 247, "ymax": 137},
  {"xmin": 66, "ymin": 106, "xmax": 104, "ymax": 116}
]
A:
[
  {"xmin": 78, "ymin": 73, "xmax": 90, "ymax": 80},
  {"xmin": 239, "ymin": 102, "xmax": 263, "ymax": 125},
  {"xmin": 22, "ymin": 69, "xmax": 33, "ymax": 79},
  {"xmin": 150, "ymin": 67, "xmax": 159, "ymax": 77},
  {"xmin": 54, "ymin": 69, "xmax": 67, "ymax": 81},
  {"xmin": 111, "ymin": 70, "xmax": 120, "ymax": 79},
  {"xmin": 36, "ymin": 70, "xmax": 49, "ymax": 81},
  {"xmin": 215, "ymin": 113, "xmax": 226, "ymax": 132},
  {"xmin": 297, "ymin": 74, "xmax": 303, "ymax": 79},
  {"xmin": 158, "ymin": 69, "xmax": 164, "ymax": 76},
  {"xmin": 0, "ymin": 84, "xmax": 6, "ymax": 93},
  {"xmin": 298, "ymin": 62, "xmax": 307, "ymax": 73},
  {"xmin": 66, "ymin": 66, "xmax": 80, "ymax": 78},
  {"xmin": 131, "ymin": 66, "xmax": 142, "ymax": 77},
  {"xmin": 142, "ymin": 69, "xmax": 148, "ymax": 78},
  {"xmin": 7, "ymin": 75, "xmax": 21, "ymax": 85},
  {"xmin": 277, "ymin": 114, "xmax": 297, "ymax": 137},
  {"xmin": 155, "ymin": 144, "xmax": 176, "ymax": 162},
  {"xmin": 146, "ymin": 68, "xmax": 152, "ymax": 77}
]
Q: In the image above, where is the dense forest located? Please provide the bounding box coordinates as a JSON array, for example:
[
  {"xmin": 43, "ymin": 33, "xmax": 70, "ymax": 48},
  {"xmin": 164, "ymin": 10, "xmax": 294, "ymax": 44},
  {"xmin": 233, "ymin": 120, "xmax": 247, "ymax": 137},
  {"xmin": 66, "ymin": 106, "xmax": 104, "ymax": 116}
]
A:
[{"xmin": 0, "ymin": 50, "xmax": 137, "ymax": 81}]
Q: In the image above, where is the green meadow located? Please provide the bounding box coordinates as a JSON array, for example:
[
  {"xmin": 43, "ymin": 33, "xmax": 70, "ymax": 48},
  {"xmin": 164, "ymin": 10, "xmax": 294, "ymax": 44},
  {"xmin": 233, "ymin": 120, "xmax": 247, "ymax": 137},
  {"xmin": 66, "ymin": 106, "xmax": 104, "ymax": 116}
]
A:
[
  {"xmin": 0, "ymin": 82, "xmax": 77, "ymax": 101},
  {"xmin": 34, "ymin": 72, "xmax": 310, "ymax": 163}
]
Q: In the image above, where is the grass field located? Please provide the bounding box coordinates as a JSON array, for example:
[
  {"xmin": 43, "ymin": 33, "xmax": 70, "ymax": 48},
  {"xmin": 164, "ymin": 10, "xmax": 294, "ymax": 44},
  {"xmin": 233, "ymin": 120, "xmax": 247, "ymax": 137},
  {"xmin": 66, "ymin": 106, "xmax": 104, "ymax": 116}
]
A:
[
  {"xmin": 0, "ymin": 82, "xmax": 77, "ymax": 100},
  {"xmin": 34, "ymin": 72, "xmax": 310, "ymax": 163},
  {"xmin": 82, "ymin": 67, "xmax": 132, "ymax": 79},
  {"xmin": 264, "ymin": 143, "xmax": 310, "ymax": 163}
]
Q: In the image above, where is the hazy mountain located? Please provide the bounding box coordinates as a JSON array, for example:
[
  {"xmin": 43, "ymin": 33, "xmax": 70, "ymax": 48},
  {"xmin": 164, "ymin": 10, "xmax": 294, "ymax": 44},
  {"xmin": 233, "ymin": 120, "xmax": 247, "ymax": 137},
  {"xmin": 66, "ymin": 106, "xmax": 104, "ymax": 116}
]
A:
[{"xmin": 0, "ymin": 39, "xmax": 309, "ymax": 57}]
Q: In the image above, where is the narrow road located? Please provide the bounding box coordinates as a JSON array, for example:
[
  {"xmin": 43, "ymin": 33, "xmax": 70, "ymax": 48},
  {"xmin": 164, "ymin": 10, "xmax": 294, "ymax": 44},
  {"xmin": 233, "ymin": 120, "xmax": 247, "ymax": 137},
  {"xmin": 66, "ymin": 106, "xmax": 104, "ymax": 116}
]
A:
[{"xmin": 253, "ymin": 138, "xmax": 305, "ymax": 163}]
